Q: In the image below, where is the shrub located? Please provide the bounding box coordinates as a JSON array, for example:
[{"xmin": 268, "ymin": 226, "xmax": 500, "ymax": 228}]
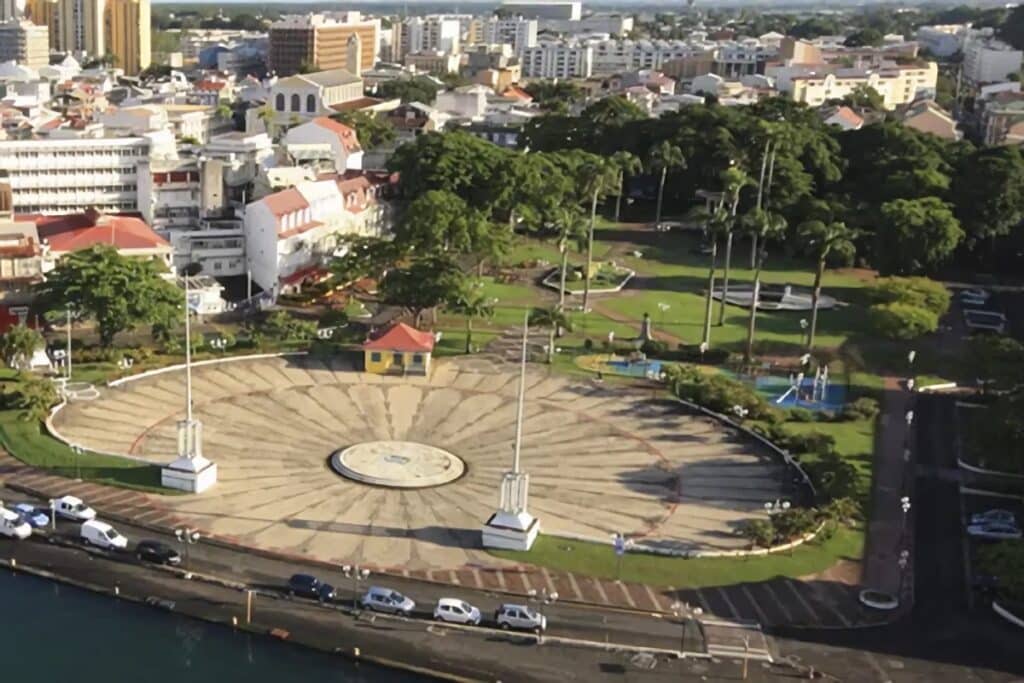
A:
[
  {"xmin": 842, "ymin": 397, "xmax": 880, "ymax": 421},
  {"xmin": 666, "ymin": 364, "xmax": 772, "ymax": 419},
  {"xmin": 7, "ymin": 376, "xmax": 59, "ymax": 422},
  {"xmin": 639, "ymin": 339, "xmax": 668, "ymax": 357},
  {"xmin": 782, "ymin": 430, "xmax": 837, "ymax": 457},
  {"xmin": 787, "ymin": 407, "xmax": 816, "ymax": 423},
  {"xmin": 977, "ymin": 541, "xmax": 1024, "ymax": 602},
  {"xmin": 805, "ymin": 451, "xmax": 860, "ymax": 501},
  {"xmin": 770, "ymin": 508, "xmax": 819, "ymax": 542},
  {"xmin": 737, "ymin": 519, "xmax": 775, "ymax": 548},
  {"xmin": 868, "ymin": 302, "xmax": 939, "ymax": 340},
  {"xmin": 867, "ymin": 276, "xmax": 951, "ymax": 317},
  {"xmin": 583, "ymin": 338, "xmax": 594, "ymax": 351},
  {"xmin": 677, "ymin": 344, "xmax": 731, "ymax": 365}
]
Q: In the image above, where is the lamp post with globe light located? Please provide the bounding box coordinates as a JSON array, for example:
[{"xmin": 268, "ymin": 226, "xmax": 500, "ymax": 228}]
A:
[
  {"xmin": 343, "ymin": 565, "xmax": 371, "ymax": 611},
  {"xmin": 174, "ymin": 527, "xmax": 201, "ymax": 572}
]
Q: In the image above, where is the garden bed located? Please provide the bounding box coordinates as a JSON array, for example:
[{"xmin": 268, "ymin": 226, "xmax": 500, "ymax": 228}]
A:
[{"xmin": 540, "ymin": 264, "xmax": 634, "ymax": 295}]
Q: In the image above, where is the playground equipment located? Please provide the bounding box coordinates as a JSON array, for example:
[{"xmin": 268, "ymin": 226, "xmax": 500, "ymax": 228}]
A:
[{"xmin": 775, "ymin": 361, "xmax": 832, "ymax": 408}]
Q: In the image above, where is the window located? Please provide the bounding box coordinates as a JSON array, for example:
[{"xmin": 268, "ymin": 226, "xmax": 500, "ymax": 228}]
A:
[
  {"xmin": 275, "ymin": 93, "xmax": 285, "ymax": 111},
  {"xmin": 370, "ymin": 352, "xmax": 381, "ymax": 362},
  {"xmin": 412, "ymin": 354, "xmax": 423, "ymax": 364},
  {"xmin": 306, "ymin": 94, "xmax": 316, "ymax": 112},
  {"xmin": 291, "ymin": 94, "xmax": 300, "ymax": 111},
  {"xmin": 393, "ymin": 353, "xmax": 403, "ymax": 365}
]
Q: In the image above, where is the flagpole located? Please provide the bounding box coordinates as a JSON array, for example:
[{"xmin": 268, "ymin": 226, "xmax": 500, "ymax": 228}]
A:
[
  {"xmin": 512, "ymin": 310, "xmax": 528, "ymax": 475},
  {"xmin": 184, "ymin": 275, "xmax": 193, "ymax": 425}
]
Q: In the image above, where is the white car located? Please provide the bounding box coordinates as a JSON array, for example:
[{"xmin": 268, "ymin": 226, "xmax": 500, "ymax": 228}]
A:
[
  {"xmin": 80, "ymin": 519, "xmax": 128, "ymax": 550},
  {"xmin": 0, "ymin": 508, "xmax": 31, "ymax": 540},
  {"xmin": 433, "ymin": 598, "xmax": 481, "ymax": 625},
  {"xmin": 52, "ymin": 496, "xmax": 96, "ymax": 522},
  {"xmin": 960, "ymin": 288, "xmax": 991, "ymax": 303},
  {"xmin": 495, "ymin": 603, "xmax": 547, "ymax": 632},
  {"xmin": 966, "ymin": 523, "xmax": 1022, "ymax": 541},
  {"xmin": 360, "ymin": 587, "xmax": 415, "ymax": 615},
  {"xmin": 970, "ymin": 509, "xmax": 1017, "ymax": 527}
]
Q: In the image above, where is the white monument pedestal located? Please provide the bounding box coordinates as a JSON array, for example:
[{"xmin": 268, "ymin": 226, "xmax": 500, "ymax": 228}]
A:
[
  {"xmin": 481, "ymin": 471, "xmax": 539, "ymax": 551},
  {"xmin": 161, "ymin": 418, "xmax": 217, "ymax": 493},
  {"xmin": 162, "ymin": 455, "xmax": 218, "ymax": 493}
]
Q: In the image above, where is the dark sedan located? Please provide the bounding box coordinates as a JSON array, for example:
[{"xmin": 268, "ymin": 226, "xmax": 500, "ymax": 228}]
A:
[
  {"xmin": 136, "ymin": 540, "xmax": 182, "ymax": 566},
  {"xmin": 287, "ymin": 574, "xmax": 336, "ymax": 602}
]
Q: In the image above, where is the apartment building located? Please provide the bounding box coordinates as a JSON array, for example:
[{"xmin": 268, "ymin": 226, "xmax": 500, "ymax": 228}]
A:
[
  {"xmin": 500, "ymin": 0, "xmax": 581, "ymax": 21},
  {"xmin": 480, "ymin": 17, "xmax": 537, "ymax": 56},
  {"xmin": 54, "ymin": 0, "xmax": 105, "ymax": 55},
  {"xmin": 394, "ymin": 15, "xmax": 461, "ymax": 61},
  {"xmin": 963, "ymin": 34, "xmax": 1023, "ymax": 85},
  {"xmin": 786, "ymin": 61, "xmax": 938, "ymax": 110},
  {"xmin": 0, "ymin": 19, "xmax": 49, "ymax": 69},
  {"xmin": 522, "ymin": 41, "xmax": 593, "ymax": 78},
  {"xmin": 916, "ymin": 24, "xmax": 967, "ymax": 58},
  {"xmin": 244, "ymin": 172, "xmax": 393, "ymax": 298},
  {"xmin": 269, "ymin": 13, "xmax": 380, "ymax": 77},
  {"xmin": 106, "ymin": 0, "xmax": 151, "ymax": 76},
  {"xmin": 0, "ymin": 136, "xmax": 151, "ymax": 214},
  {"xmin": 591, "ymin": 39, "xmax": 702, "ymax": 75},
  {"xmin": 266, "ymin": 67, "xmax": 365, "ymax": 128}
]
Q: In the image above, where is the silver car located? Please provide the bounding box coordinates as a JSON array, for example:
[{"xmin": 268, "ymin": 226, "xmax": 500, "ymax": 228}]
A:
[
  {"xmin": 495, "ymin": 603, "xmax": 546, "ymax": 632},
  {"xmin": 360, "ymin": 586, "xmax": 415, "ymax": 615}
]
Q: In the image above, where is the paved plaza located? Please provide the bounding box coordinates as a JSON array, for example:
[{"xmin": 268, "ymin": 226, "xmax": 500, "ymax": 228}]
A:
[{"xmin": 53, "ymin": 354, "xmax": 787, "ymax": 571}]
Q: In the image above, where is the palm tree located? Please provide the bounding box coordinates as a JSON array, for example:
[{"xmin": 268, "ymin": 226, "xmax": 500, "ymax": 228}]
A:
[
  {"xmin": 529, "ymin": 306, "xmax": 572, "ymax": 364},
  {"xmin": 578, "ymin": 158, "xmax": 617, "ymax": 314},
  {"xmin": 798, "ymin": 220, "xmax": 857, "ymax": 351},
  {"xmin": 743, "ymin": 210, "xmax": 788, "ymax": 364},
  {"xmin": 716, "ymin": 166, "xmax": 752, "ymax": 327},
  {"xmin": 258, "ymin": 103, "xmax": 276, "ymax": 139},
  {"xmin": 647, "ymin": 141, "xmax": 685, "ymax": 228},
  {"xmin": 610, "ymin": 150, "xmax": 642, "ymax": 223},
  {"xmin": 701, "ymin": 204, "xmax": 732, "ymax": 349},
  {"xmin": 553, "ymin": 207, "xmax": 588, "ymax": 311},
  {"xmin": 449, "ymin": 286, "xmax": 494, "ymax": 354}
]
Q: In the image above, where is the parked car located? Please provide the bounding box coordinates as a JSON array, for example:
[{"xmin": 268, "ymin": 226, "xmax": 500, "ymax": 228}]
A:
[
  {"xmin": 360, "ymin": 586, "xmax": 415, "ymax": 615},
  {"xmin": 963, "ymin": 310, "xmax": 1007, "ymax": 334},
  {"xmin": 136, "ymin": 540, "xmax": 182, "ymax": 566},
  {"xmin": 433, "ymin": 598, "xmax": 481, "ymax": 625},
  {"xmin": 654, "ymin": 221, "xmax": 683, "ymax": 232},
  {"xmin": 970, "ymin": 509, "xmax": 1018, "ymax": 527},
  {"xmin": 287, "ymin": 574, "xmax": 336, "ymax": 602},
  {"xmin": 0, "ymin": 508, "xmax": 31, "ymax": 540},
  {"xmin": 495, "ymin": 603, "xmax": 546, "ymax": 632},
  {"xmin": 966, "ymin": 522, "xmax": 1023, "ymax": 541},
  {"xmin": 52, "ymin": 495, "xmax": 96, "ymax": 522},
  {"xmin": 80, "ymin": 520, "xmax": 128, "ymax": 550},
  {"xmin": 960, "ymin": 288, "xmax": 991, "ymax": 305},
  {"xmin": 11, "ymin": 503, "xmax": 49, "ymax": 528}
]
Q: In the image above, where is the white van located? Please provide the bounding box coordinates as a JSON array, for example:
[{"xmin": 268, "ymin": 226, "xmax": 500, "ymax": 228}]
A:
[
  {"xmin": 0, "ymin": 508, "xmax": 31, "ymax": 540},
  {"xmin": 80, "ymin": 520, "xmax": 127, "ymax": 550}
]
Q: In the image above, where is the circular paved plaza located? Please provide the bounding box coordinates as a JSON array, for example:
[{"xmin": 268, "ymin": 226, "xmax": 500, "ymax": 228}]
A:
[{"xmin": 54, "ymin": 355, "xmax": 786, "ymax": 571}]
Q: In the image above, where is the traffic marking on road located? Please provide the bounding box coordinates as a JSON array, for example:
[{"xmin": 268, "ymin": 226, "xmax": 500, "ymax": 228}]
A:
[
  {"xmin": 693, "ymin": 587, "xmax": 713, "ymax": 614},
  {"xmin": 618, "ymin": 582, "xmax": 638, "ymax": 608},
  {"xmin": 757, "ymin": 582, "xmax": 793, "ymax": 623},
  {"xmin": 592, "ymin": 577, "xmax": 610, "ymax": 604},
  {"xmin": 740, "ymin": 584, "xmax": 770, "ymax": 625},
  {"xmin": 783, "ymin": 580, "xmax": 822, "ymax": 624},
  {"xmin": 715, "ymin": 587, "xmax": 742, "ymax": 620},
  {"xmin": 565, "ymin": 572, "xmax": 584, "ymax": 601},
  {"xmin": 448, "ymin": 570, "xmax": 460, "ymax": 585},
  {"xmin": 540, "ymin": 567, "xmax": 557, "ymax": 594},
  {"xmin": 643, "ymin": 583, "xmax": 664, "ymax": 611},
  {"xmin": 521, "ymin": 572, "xmax": 534, "ymax": 595},
  {"xmin": 495, "ymin": 569, "xmax": 507, "ymax": 591}
]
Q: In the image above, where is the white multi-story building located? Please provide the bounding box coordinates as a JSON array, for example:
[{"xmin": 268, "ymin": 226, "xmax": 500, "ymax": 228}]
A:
[
  {"xmin": 963, "ymin": 33, "xmax": 1023, "ymax": 85},
  {"xmin": 481, "ymin": 17, "xmax": 537, "ymax": 55},
  {"xmin": 590, "ymin": 39, "xmax": 702, "ymax": 75},
  {"xmin": 522, "ymin": 41, "xmax": 593, "ymax": 78},
  {"xmin": 0, "ymin": 136, "xmax": 152, "ymax": 214},
  {"xmin": 500, "ymin": 0, "xmax": 581, "ymax": 21},
  {"xmin": 284, "ymin": 117, "xmax": 364, "ymax": 174},
  {"xmin": 244, "ymin": 173, "xmax": 392, "ymax": 297},
  {"xmin": 541, "ymin": 14, "xmax": 633, "ymax": 37},
  {"xmin": 783, "ymin": 61, "xmax": 938, "ymax": 110},
  {"xmin": 916, "ymin": 24, "xmax": 968, "ymax": 58},
  {"xmin": 396, "ymin": 15, "xmax": 462, "ymax": 60}
]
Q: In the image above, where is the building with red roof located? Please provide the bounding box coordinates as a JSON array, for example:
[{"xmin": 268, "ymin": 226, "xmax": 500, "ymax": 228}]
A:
[
  {"xmin": 26, "ymin": 209, "xmax": 173, "ymax": 267},
  {"xmin": 283, "ymin": 116, "xmax": 364, "ymax": 174},
  {"xmin": 362, "ymin": 322, "xmax": 434, "ymax": 375}
]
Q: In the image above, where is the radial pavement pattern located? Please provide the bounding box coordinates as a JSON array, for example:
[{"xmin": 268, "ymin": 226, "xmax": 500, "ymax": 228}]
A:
[{"xmin": 53, "ymin": 355, "xmax": 786, "ymax": 571}]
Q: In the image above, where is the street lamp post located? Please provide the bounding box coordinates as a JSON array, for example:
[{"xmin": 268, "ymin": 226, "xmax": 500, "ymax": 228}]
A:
[
  {"xmin": 71, "ymin": 445, "xmax": 83, "ymax": 481},
  {"xmin": 799, "ymin": 318, "xmax": 809, "ymax": 346},
  {"xmin": 65, "ymin": 307, "xmax": 73, "ymax": 380},
  {"xmin": 764, "ymin": 499, "xmax": 791, "ymax": 516},
  {"xmin": 905, "ymin": 410, "xmax": 914, "ymax": 427},
  {"xmin": 175, "ymin": 527, "xmax": 201, "ymax": 572},
  {"xmin": 342, "ymin": 565, "xmax": 371, "ymax": 611},
  {"xmin": 900, "ymin": 496, "xmax": 911, "ymax": 541},
  {"xmin": 732, "ymin": 404, "xmax": 749, "ymax": 422},
  {"xmin": 210, "ymin": 337, "xmax": 228, "ymax": 353},
  {"xmin": 897, "ymin": 549, "xmax": 909, "ymax": 599}
]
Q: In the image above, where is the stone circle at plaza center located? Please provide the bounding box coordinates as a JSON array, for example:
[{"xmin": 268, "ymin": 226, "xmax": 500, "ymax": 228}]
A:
[
  {"xmin": 53, "ymin": 355, "xmax": 787, "ymax": 571},
  {"xmin": 331, "ymin": 441, "xmax": 466, "ymax": 488}
]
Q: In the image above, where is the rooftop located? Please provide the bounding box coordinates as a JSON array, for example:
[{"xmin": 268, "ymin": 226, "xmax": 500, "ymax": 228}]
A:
[{"xmin": 363, "ymin": 323, "xmax": 435, "ymax": 353}]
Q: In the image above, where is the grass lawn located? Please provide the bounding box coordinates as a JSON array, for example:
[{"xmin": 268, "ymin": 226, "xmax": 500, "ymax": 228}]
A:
[
  {"xmin": 490, "ymin": 525, "xmax": 864, "ymax": 588},
  {"xmin": 0, "ymin": 409, "xmax": 172, "ymax": 494}
]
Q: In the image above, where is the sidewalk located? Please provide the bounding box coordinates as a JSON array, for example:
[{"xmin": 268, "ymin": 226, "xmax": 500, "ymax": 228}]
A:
[{"xmin": 861, "ymin": 376, "xmax": 914, "ymax": 608}]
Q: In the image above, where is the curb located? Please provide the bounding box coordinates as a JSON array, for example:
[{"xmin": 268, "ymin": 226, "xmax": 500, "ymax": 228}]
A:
[{"xmin": 992, "ymin": 600, "xmax": 1024, "ymax": 629}]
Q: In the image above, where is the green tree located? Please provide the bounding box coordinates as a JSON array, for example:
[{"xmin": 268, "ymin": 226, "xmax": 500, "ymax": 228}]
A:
[
  {"xmin": 379, "ymin": 77, "xmax": 440, "ymax": 104},
  {"xmin": 867, "ymin": 276, "xmax": 952, "ymax": 316},
  {"xmin": 951, "ymin": 146, "xmax": 1024, "ymax": 251},
  {"xmin": 35, "ymin": 246, "xmax": 180, "ymax": 348},
  {"xmin": 716, "ymin": 166, "xmax": 752, "ymax": 326},
  {"xmin": 448, "ymin": 284, "xmax": 494, "ymax": 353},
  {"xmin": 0, "ymin": 325, "xmax": 44, "ymax": 371},
  {"xmin": 844, "ymin": 28, "xmax": 884, "ymax": 47},
  {"xmin": 393, "ymin": 190, "xmax": 493, "ymax": 255},
  {"xmin": 798, "ymin": 220, "xmax": 857, "ymax": 351},
  {"xmin": 701, "ymin": 204, "xmax": 732, "ymax": 349},
  {"xmin": 743, "ymin": 210, "xmax": 788, "ymax": 363},
  {"xmin": 9, "ymin": 376, "xmax": 58, "ymax": 422},
  {"xmin": 387, "ymin": 130, "xmax": 507, "ymax": 208},
  {"xmin": 553, "ymin": 207, "xmax": 588, "ymax": 311},
  {"xmin": 215, "ymin": 103, "xmax": 233, "ymax": 121},
  {"xmin": 647, "ymin": 141, "xmax": 686, "ymax": 228},
  {"xmin": 876, "ymin": 197, "xmax": 964, "ymax": 275},
  {"xmin": 522, "ymin": 80, "xmax": 584, "ymax": 113},
  {"xmin": 529, "ymin": 306, "xmax": 572, "ymax": 364},
  {"xmin": 379, "ymin": 255, "xmax": 465, "ymax": 327},
  {"xmin": 330, "ymin": 236, "xmax": 405, "ymax": 287},
  {"xmin": 977, "ymin": 541, "xmax": 1024, "ymax": 601},
  {"xmin": 331, "ymin": 110, "xmax": 396, "ymax": 150},
  {"xmin": 609, "ymin": 150, "xmax": 642, "ymax": 222},
  {"xmin": 839, "ymin": 84, "xmax": 886, "ymax": 110}
]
